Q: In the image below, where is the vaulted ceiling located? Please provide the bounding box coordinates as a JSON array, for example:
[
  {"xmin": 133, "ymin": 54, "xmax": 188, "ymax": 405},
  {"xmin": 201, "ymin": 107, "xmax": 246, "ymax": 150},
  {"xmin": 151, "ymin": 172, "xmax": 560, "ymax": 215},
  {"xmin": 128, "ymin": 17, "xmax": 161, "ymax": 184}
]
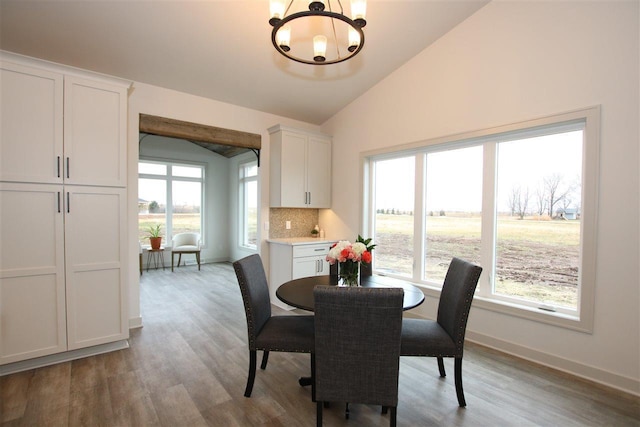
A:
[{"xmin": 0, "ymin": 1, "xmax": 488, "ymax": 125}]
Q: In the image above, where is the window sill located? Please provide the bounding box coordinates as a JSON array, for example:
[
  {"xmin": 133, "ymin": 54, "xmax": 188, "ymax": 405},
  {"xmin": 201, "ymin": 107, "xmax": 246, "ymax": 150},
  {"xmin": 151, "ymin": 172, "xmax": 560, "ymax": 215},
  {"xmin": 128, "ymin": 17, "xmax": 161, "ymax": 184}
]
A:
[{"xmin": 471, "ymin": 295, "xmax": 592, "ymax": 334}]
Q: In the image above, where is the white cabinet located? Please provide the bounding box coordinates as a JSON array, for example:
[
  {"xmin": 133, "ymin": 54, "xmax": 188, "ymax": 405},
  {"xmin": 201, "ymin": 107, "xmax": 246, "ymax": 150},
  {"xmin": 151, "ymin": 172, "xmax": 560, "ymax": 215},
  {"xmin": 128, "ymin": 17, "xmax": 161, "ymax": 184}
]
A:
[
  {"xmin": 0, "ymin": 54, "xmax": 129, "ymax": 366},
  {"xmin": 0, "ymin": 61, "xmax": 127, "ymax": 187},
  {"xmin": 268, "ymin": 240, "xmax": 335, "ymax": 307},
  {"xmin": 0, "ymin": 183, "xmax": 67, "ymax": 364},
  {"xmin": 269, "ymin": 125, "xmax": 331, "ymax": 208},
  {"xmin": 291, "ymin": 244, "xmax": 331, "ymax": 279}
]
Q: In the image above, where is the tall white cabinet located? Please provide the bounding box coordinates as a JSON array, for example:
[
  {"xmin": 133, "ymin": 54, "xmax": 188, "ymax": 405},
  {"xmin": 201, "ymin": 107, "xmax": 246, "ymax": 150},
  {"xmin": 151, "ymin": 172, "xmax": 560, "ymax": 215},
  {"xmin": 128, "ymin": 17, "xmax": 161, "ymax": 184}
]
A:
[
  {"xmin": 269, "ymin": 125, "xmax": 331, "ymax": 208},
  {"xmin": 0, "ymin": 53, "xmax": 129, "ymax": 366}
]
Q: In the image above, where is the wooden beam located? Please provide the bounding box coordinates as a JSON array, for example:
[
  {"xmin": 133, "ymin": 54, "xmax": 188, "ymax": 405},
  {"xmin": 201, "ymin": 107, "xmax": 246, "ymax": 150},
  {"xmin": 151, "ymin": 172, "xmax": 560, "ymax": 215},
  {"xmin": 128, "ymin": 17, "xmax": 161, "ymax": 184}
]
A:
[{"xmin": 139, "ymin": 114, "xmax": 261, "ymax": 150}]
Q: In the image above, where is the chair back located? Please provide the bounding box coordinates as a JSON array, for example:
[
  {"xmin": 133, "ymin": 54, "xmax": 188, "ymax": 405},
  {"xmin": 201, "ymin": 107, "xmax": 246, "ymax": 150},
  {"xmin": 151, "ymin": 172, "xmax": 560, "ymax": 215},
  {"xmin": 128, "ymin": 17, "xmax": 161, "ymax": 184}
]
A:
[
  {"xmin": 233, "ymin": 254, "xmax": 272, "ymax": 350},
  {"xmin": 172, "ymin": 232, "xmax": 200, "ymax": 248},
  {"xmin": 314, "ymin": 286, "xmax": 404, "ymax": 407},
  {"xmin": 437, "ymin": 257, "xmax": 483, "ymax": 351}
]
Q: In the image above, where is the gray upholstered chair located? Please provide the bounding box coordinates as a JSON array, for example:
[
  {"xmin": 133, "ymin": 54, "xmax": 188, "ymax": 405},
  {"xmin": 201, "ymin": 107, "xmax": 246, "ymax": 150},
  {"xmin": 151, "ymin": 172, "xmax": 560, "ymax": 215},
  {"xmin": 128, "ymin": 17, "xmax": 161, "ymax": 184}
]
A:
[
  {"xmin": 171, "ymin": 232, "xmax": 201, "ymax": 272},
  {"xmin": 314, "ymin": 286, "xmax": 404, "ymax": 427},
  {"xmin": 233, "ymin": 254, "xmax": 315, "ymax": 398},
  {"xmin": 400, "ymin": 257, "xmax": 482, "ymax": 407}
]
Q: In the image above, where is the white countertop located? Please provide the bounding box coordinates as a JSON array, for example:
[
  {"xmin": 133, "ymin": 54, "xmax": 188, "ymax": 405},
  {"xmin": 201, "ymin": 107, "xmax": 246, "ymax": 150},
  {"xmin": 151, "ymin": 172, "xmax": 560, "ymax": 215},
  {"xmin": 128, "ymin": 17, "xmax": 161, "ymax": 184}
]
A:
[{"xmin": 267, "ymin": 237, "xmax": 339, "ymax": 246}]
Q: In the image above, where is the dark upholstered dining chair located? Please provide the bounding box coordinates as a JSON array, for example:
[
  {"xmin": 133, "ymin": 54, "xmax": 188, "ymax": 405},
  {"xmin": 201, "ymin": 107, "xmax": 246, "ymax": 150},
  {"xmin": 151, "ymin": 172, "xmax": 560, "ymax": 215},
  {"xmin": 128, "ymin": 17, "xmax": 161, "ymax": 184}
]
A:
[
  {"xmin": 400, "ymin": 257, "xmax": 482, "ymax": 407},
  {"xmin": 233, "ymin": 254, "xmax": 315, "ymax": 398},
  {"xmin": 314, "ymin": 286, "xmax": 404, "ymax": 427}
]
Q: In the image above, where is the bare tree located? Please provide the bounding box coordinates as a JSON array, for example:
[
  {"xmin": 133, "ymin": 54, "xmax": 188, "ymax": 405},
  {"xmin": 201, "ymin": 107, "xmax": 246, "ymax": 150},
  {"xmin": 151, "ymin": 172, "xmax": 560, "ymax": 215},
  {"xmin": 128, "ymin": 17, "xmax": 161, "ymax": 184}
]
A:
[
  {"xmin": 544, "ymin": 174, "xmax": 568, "ymax": 217},
  {"xmin": 535, "ymin": 185, "xmax": 546, "ymax": 216},
  {"xmin": 508, "ymin": 185, "xmax": 530, "ymax": 219}
]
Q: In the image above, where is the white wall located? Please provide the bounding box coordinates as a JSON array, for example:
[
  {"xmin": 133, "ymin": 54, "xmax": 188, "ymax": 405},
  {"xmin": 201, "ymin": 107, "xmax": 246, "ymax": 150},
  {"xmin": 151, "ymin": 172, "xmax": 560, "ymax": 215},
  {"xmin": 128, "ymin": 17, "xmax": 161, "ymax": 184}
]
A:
[
  {"xmin": 321, "ymin": 1, "xmax": 639, "ymax": 395},
  {"xmin": 139, "ymin": 134, "xmax": 231, "ymax": 263},
  {"xmin": 126, "ymin": 82, "xmax": 321, "ymax": 328}
]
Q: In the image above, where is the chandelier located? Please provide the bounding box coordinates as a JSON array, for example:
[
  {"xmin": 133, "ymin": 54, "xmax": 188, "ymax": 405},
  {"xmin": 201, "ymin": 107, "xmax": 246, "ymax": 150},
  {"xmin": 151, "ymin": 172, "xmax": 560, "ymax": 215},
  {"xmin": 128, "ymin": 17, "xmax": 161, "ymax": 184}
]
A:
[{"xmin": 269, "ymin": 0, "xmax": 367, "ymax": 65}]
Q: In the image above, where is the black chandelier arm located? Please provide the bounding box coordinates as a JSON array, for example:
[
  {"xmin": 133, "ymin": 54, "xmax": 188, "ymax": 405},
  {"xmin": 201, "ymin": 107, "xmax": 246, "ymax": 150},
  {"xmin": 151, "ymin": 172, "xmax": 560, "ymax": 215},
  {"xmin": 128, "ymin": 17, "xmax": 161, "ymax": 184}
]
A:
[{"xmin": 270, "ymin": 9, "xmax": 366, "ymax": 65}]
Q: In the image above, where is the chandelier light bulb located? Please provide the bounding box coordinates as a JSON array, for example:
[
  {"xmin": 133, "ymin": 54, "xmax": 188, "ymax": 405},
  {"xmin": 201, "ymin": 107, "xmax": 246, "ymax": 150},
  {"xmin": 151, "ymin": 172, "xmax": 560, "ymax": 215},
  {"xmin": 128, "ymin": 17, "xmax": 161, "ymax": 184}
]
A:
[
  {"xmin": 277, "ymin": 26, "xmax": 291, "ymax": 52},
  {"xmin": 348, "ymin": 27, "xmax": 360, "ymax": 52},
  {"xmin": 351, "ymin": 0, "xmax": 367, "ymax": 26},
  {"xmin": 270, "ymin": 0, "xmax": 286, "ymax": 20},
  {"xmin": 313, "ymin": 35, "xmax": 327, "ymax": 62}
]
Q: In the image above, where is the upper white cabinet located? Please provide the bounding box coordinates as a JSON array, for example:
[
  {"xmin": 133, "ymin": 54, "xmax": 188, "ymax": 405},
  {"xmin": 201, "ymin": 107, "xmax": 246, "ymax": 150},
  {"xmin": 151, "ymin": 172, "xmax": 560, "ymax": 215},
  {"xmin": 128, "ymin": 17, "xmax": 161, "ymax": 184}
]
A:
[
  {"xmin": 269, "ymin": 125, "xmax": 331, "ymax": 208},
  {"xmin": 0, "ymin": 63, "xmax": 64, "ymax": 184},
  {"xmin": 1, "ymin": 60, "xmax": 127, "ymax": 187}
]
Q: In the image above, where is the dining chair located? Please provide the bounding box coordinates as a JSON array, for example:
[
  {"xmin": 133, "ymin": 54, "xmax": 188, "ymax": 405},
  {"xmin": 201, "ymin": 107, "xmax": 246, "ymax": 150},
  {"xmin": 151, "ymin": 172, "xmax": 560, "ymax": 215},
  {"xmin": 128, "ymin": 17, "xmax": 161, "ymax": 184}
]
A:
[
  {"xmin": 314, "ymin": 286, "xmax": 404, "ymax": 427},
  {"xmin": 233, "ymin": 254, "xmax": 315, "ymax": 398},
  {"xmin": 171, "ymin": 232, "xmax": 201, "ymax": 272},
  {"xmin": 400, "ymin": 257, "xmax": 482, "ymax": 407}
]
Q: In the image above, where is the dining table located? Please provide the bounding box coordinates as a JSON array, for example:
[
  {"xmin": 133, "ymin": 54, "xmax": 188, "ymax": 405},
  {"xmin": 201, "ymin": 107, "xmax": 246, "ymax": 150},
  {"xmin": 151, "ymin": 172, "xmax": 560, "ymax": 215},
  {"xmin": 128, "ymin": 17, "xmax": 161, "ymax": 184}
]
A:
[
  {"xmin": 276, "ymin": 274, "xmax": 425, "ymax": 312},
  {"xmin": 276, "ymin": 273, "xmax": 425, "ymax": 388}
]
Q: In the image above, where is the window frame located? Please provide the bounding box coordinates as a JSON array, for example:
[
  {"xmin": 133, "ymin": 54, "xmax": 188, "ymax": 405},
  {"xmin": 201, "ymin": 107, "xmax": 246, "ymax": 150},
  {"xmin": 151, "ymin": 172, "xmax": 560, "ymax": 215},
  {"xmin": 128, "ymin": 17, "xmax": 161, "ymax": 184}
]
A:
[
  {"xmin": 362, "ymin": 106, "xmax": 599, "ymax": 332},
  {"xmin": 138, "ymin": 157, "xmax": 206, "ymax": 247},
  {"xmin": 238, "ymin": 158, "xmax": 258, "ymax": 250}
]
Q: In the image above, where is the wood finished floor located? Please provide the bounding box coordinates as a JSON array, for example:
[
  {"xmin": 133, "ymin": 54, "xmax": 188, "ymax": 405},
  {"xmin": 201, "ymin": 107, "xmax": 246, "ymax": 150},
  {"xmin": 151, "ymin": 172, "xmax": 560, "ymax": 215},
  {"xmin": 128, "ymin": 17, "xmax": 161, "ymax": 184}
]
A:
[{"xmin": 2, "ymin": 262, "xmax": 638, "ymax": 426}]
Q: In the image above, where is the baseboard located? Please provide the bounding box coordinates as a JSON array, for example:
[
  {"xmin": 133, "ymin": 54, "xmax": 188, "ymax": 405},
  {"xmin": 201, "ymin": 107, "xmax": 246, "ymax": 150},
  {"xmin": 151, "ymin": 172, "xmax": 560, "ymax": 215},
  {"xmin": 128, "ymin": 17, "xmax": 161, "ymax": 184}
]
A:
[
  {"xmin": 129, "ymin": 316, "xmax": 143, "ymax": 329},
  {"xmin": 0, "ymin": 340, "xmax": 129, "ymax": 376},
  {"xmin": 466, "ymin": 330, "xmax": 640, "ymax": 397}
]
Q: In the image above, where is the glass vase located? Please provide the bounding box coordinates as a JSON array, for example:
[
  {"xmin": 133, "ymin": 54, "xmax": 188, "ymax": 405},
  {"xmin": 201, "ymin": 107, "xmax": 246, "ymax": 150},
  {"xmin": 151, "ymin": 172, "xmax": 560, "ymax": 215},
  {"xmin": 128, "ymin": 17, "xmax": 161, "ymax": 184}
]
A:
[{"xmin": 338, "ymin": 261, "xmax": 360, "ymax": 286}]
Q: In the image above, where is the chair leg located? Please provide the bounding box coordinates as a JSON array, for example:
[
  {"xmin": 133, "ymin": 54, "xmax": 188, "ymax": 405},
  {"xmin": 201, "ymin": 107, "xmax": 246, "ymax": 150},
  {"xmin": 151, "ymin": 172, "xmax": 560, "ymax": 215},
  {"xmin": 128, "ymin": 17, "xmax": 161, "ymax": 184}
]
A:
[
  {"xmin": 454, "ymin": 357, "xmax": 466, "ymax": 407},
  {"xmin": 171, "ymin": 253, "xmax": 174, "ymax": 272},
  {"xmin": 178, "ymin": 253, "xmax": 182, "ymax": 267},
  {"xmin": 345, "ymin": 402, "xmax": 350, "ymax": 419},
  {"xmin": 311, "ymin": 353, "xmax": 316, "ymax": 402},
  {"xmin": 197, "ymin": 251, "xmax": 201, "ymax": 270},
  {"xmin": 244, "ymin": 350, "xmax": 257, "ymax": 397},
  {"xmin": 316, "ymin": 401, "xmax": 323, "ymax": 427},
  {"xmin": 260, "ymin": 351, "xmax": 269, "ymax": 370},
  {"xmin": 437, "ymin": 357, "xmax": 446, "ymax": 377},
  {"xmin": 382, "ymin": 406, "xmax": 388, "ymax": 414},
  {"xmin": 390, "ymin": 406, "xmax": 397, "ymax": 427}
]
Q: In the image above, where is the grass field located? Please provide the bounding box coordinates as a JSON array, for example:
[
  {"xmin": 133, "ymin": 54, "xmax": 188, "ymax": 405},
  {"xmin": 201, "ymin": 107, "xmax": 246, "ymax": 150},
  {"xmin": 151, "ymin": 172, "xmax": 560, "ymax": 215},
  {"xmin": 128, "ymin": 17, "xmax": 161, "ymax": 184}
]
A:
[{"xmin": 375, "ymin": 213, "xmax": 580, "ymax": 308}]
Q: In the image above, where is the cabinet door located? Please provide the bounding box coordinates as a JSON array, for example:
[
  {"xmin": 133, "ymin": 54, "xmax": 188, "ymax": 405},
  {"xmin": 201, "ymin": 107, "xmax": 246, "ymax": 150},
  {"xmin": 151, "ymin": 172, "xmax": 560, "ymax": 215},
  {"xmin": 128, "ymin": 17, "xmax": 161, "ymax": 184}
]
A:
[
  {"xmin": 279, "ymin": 132, "xmax": 308, "ymax": 207},
  {"xmin": 292, "ymin": 257, "xmax": 323, "ymax": 280},
  {"xmin": 0, "ymin": 62, "xmax": 63, "ymax": 184},
  {"xmin": 306, "ymin": 136, "xmax": 331, "ymax": 208},
  {"xmin": 64, "ymin": 76, "xmax": 127, "ymax": 187},
  {"xmin": 65, "ymin": 186, "xmax": 128, "ymax": 350},
  {"xmin": 0, "ymin": 183, "xmax": 67, "ymax": 364}
]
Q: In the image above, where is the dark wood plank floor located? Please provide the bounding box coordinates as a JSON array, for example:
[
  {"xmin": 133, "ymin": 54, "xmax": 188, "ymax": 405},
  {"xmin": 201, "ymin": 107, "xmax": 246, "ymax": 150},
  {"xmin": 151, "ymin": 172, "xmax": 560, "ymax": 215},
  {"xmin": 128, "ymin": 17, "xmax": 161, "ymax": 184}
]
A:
[{"xmin": 2, "ymin": 263, "xmax": 638, "ymax": 426}]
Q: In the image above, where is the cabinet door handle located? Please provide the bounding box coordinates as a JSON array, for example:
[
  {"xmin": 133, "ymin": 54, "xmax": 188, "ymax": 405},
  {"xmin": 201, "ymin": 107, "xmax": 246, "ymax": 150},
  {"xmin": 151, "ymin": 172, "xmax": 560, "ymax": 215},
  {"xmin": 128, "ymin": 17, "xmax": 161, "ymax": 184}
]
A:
[
  {"xmin": 66, "ymin": 192, "xmax": 70, "ymax": 213},
  {"xmin": 319, "ymin": 260, "xmax": 323, "ymax": 273},
  {"xmin": 57, "ymin": 191, "xmax": 61, "ymax": 213},
  {"xmin": 57, "ymin": 156, "xmax": 61, "ymax": 178},
  {"xmin": 308, "ymin": 192, "xmax": 311, "ymax": 205},
  {"xmin": 66, "ymin": 157, "xmax": 70, "ymax": 179}
]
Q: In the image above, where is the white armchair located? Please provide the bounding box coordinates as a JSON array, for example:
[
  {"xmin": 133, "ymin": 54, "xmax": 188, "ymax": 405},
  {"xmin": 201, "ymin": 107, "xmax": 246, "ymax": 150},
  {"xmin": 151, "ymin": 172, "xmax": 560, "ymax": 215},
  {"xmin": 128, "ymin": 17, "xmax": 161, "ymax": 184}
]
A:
[{"xmin": 171, "ymin": 232, "xmax": 201, "ymax": 272}]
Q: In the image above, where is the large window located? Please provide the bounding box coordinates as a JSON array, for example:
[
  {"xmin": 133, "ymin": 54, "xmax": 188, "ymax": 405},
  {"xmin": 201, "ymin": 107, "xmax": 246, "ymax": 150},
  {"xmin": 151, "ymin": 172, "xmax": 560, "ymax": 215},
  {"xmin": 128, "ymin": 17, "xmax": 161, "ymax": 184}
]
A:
[
  {"xmin": 366, "ymin": 107, "xmax": 599, "ymax": 331},
  {"xmin": 239, "ymin": 160, "xmax": 258, "ymax": 249},
  {"xmin": 138, "ymin": 160, "xmax": 204, "ymax": 245}
]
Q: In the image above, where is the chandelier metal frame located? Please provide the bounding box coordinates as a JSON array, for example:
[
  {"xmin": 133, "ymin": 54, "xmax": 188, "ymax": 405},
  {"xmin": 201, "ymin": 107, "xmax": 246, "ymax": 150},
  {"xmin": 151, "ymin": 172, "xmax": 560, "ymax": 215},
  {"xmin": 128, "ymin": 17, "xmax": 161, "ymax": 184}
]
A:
[{"xmin": 269, "ymin": 1, "xmax": 367, "ymax": 65}]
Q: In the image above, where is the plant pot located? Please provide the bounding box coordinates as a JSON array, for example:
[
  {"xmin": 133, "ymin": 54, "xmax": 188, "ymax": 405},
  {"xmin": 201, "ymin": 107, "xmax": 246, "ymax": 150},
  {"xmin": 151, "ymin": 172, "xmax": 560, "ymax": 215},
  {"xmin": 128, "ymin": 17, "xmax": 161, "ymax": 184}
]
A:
[{"xmin": 150, "ymin": 237, "xmax": 162, "ymax": 250}]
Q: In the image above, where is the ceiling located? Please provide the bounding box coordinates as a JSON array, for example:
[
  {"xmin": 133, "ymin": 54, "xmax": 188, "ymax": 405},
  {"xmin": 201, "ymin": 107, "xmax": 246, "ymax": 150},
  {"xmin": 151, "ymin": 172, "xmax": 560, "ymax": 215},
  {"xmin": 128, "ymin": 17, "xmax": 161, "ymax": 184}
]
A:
[{"xmin": 0, "ymin": 0, "xmax": 488, "ymax": 125}]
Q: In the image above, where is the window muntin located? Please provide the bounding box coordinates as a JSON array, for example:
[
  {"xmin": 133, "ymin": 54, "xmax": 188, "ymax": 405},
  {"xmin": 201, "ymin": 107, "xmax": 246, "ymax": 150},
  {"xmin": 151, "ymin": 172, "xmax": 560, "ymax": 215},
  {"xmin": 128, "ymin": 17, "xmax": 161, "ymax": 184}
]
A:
[
  {"xmin": 138, "ymin": 160, "xmax": 204, "ymax": 245},
  {"xmin": 364, "ymin": 108, "xmax": 598, "ymax": 330},
  {"xmin": 239, "ymin": 160, "xmax": 258, "ymax": 249}
]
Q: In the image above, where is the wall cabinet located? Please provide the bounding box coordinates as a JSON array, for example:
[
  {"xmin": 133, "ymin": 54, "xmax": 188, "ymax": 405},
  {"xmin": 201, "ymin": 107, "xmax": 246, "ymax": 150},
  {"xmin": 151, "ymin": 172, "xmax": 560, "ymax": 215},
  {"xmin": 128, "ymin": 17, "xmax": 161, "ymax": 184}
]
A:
[
  {"xmin": 0, "ymin": 54, "xmax": 129, "ymax": 366},
  {"xmin": 0, "ymin": 62, "xmax": 127, "ymax": 187},
  {"xmin": 269, "ymin": 125, "xmax": 331, "ymax": 208}
]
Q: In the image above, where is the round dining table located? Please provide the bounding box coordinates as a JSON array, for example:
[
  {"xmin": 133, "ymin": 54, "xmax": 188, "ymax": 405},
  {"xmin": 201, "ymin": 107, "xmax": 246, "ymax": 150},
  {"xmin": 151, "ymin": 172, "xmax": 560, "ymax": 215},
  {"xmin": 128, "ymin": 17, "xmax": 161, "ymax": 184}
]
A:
[{"xmin": 276, "ymin": 274, "xmax": 425, "ymax": 312}]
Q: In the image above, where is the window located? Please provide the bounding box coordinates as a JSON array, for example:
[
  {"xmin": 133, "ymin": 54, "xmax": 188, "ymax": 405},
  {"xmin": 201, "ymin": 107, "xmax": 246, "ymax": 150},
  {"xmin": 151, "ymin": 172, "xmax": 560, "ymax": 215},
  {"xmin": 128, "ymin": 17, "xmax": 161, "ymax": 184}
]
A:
[
  {"xmin": 138, "ymin": 160, "xmax": 204, "ymax": 245},
  {"xmin": 365, "ymin": 107, "xmax": 599, "ymax": 331},
  {"xmin": 239, "ymin": 160, "xmax": 258, "ymax": 249}
]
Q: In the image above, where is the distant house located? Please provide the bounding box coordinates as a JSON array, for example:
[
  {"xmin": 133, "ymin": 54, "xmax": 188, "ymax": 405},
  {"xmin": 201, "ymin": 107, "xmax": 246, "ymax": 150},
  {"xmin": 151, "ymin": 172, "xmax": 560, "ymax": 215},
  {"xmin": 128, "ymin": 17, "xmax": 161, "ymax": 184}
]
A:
[
  {"xmin": 139, "ymin": 198, "xmax": 149, "ymax": 214},
  {"xmin": 557, "ymin": 208, "xmax": 579, "ymax": 220}
]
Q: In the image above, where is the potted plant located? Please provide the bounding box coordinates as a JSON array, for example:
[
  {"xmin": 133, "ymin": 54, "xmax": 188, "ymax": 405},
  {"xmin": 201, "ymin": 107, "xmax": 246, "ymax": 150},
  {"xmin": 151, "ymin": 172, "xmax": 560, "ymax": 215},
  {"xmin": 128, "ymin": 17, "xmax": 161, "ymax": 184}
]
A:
[{"xmin": 147, "ymin": 224, "xmax": 163, "ymax": 250}]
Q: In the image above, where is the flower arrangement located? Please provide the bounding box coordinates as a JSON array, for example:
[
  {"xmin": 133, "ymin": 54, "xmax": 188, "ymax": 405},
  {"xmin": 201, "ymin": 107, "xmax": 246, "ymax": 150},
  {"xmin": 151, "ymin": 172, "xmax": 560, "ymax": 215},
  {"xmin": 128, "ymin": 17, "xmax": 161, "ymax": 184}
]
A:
[{"xmin": 326, "ymin": 235, "xmax": 375, "ymax": 286}]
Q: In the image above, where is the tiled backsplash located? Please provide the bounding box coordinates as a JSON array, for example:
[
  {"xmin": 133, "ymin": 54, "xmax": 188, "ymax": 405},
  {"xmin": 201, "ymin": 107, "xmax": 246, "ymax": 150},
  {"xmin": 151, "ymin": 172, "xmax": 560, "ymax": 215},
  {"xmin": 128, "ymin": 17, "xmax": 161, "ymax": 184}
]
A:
[{"xmin": 269, "ymin": 208, "xmax": 319, "ymax": 238}]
